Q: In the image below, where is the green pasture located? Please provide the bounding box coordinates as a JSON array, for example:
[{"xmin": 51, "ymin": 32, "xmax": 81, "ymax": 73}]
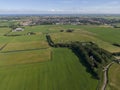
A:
[
  {"xmin": 0, "ymin": 28, "xmax": 10, "ymax": 36},
  {"xmin": 5, "ymin": 24, "xmax": 120, "ymax": 48},
  {"xmin": 0, "ymin": 35, "xmax": 45, "ymax": 44},
  {"xmin": 8, "ymin": 25, "xmax": 61, "ymax": 36},
  {"xmin": 0, "ymin": 48, "xmax": 98, "ymax": 90},
  {"xmin": 50, "ymin": 27, "xmax": 120, "ymax": 52},
  {"xmin": 51, "ymin": 25, "xmax": 120, "ymax": 44},
  {"xmin": 2, "ymin": 41, "xmax": 49, "ymax": 52},
  {"xmin": 0, "ymin": 49, "xmax": 50, "ymax": 66},
  {"xmin": 107, "ymin": 63, "xmax": 120, "ymax": 90},
  {"xmin": 0, "ymin": 24, "xmax": 120, "ymax": 90},
  {"xmin": 0, "ymin": 20, "xmax": 19, "ymax": 27},
  {"xmin": 46, "ymin": 25, "xmax": 120, "ymax": 44}
]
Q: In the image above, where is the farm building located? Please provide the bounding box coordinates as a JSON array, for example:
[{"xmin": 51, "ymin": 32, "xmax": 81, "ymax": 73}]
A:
[{"xmin": 12, "ymin": 28, "xmax": 24, "ymax": 32}]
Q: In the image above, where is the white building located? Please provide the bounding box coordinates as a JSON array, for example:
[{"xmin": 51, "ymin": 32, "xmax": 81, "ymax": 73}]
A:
[{"xmin": 12, "ymin": 28, "xmax": 24, "ymax": 32}]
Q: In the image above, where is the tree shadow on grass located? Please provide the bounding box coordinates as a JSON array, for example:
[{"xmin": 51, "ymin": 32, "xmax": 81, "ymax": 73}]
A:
[{"xmin": 71, "ymin": 48, "xmax": 99, "ymax": 80}]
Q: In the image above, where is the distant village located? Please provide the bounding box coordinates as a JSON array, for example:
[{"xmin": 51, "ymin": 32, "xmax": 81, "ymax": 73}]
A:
[
  {"xmin": 20, "ymin": 16, "xmax": 120, "ymax": 26},
  {"xmin": 0, "ymin": 15, "xmax": 120, "ymax": 27}
]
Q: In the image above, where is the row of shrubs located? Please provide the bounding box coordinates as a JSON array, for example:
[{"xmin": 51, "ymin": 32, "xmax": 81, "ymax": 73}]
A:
[
  {"xmin": 112, "ymin": 52, "xmax": 120, "ymax": 56},
  {"xmin": 46, "ymin": 34, "xmax": 114, "ymax": 79},
  {"xmin": 111, "ymin": 43, "xmax": 120, "ymax": 56},
  {"xmin": 60, "ymin": 29, "xmax": 74, "ymax": 32},
  {"xmin": 4, "ymin": 32, "xmax": 36, "ymax": 37},
  {"xmin": 112, "ymin": 43, "xmax": 120, "ymax": 47}
]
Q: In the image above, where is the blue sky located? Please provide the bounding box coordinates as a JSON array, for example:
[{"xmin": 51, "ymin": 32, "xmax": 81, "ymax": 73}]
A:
[{"xmin": 0, "ymin": 0, "xmax": 120, "ymax": 14}]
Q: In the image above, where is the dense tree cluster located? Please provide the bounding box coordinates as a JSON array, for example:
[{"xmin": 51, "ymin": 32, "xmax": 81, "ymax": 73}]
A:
[
  {"xmin": 112, "ymin": 52, "xmax": 120, "ymax": 56},
  {"xmin": 66, "ymin": 29, "xmax": 74, "ymax": 32}
]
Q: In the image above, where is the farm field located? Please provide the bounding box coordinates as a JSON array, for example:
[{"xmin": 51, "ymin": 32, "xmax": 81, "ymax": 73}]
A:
[
  {"xmin": 0, "ymin": 24, "xmax": 120, "ymax": 90},
  {"xmin": 2, "ymin": 41, "xmax": 49, "ymax": 52},
  {"xmin": 0, "ymin": 28, "xmax": 10, "ymax": 36},
  {"xmin": 0, "ymin": 49, "xmax": 51, "ymax": 66},
  {"xmin": 52, "ymin": 25, "xmax": 120, "ymax": 45},
  {"xmin": 0, "ymin": 48, "xmax": 98, "ymax": 90},
  {"xmin": 107, "ymin": 63, "xmax": 120, "ymax": 90},
  {"xmin": 50, "ymin": 25, "xmax": 120, "ymax": 52}
]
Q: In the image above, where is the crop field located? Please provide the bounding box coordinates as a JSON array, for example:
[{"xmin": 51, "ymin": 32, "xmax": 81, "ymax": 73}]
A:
[
  {"xmin": 8, "ymin": 25, "xmax": 61, "ymax": 36},
  {"xmin": 0, "ymin": 48, "xmax": 98, "ymax": 90},
  {"xmin": 0, "ymin": 24, "xmax": 120, "ymax": 90},
  {"xmin": 107, "ymin": 63, "xmax": 120, "ymax": 90},
  {"xmin": 0, "ymin": 28, "xmax": 10, "ymax": 36},
  {"xmin": 51, "ymin": 25, "xmax": 120, "ymax": 44},
  {"xmin": 2, "ymin": 41, "xmax": 49, "ymax": 52},
  {"xmin": 50, "ymin": 25, "xmax": 120, "ymax": 52},
  {"xmin": 0, "ymin": 49, "xmax": 51, "ymax": 66}
]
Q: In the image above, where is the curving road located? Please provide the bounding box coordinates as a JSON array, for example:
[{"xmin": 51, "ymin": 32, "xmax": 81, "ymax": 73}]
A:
[{"xmin": 101, "ymin": 62, "xmax": 114, "ymax": 90}]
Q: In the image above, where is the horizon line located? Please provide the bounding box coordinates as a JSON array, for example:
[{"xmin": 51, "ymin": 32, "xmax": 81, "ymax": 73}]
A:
[{"xmin": 0, "ymin": 13, "xmax": 120, "ymax": 15}]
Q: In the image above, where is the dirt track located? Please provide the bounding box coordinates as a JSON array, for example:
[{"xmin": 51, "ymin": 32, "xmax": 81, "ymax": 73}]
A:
[{"xmin": 101, "ymin": 62, "xmax": 114, "ymax": 90}]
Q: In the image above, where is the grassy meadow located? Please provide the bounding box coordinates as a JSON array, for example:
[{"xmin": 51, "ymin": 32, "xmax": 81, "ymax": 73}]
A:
[
  {"xmin": 50, "ymin": 25, "xmax": 120, "ymax": 52},
  {"xmin": 107, "ymin": 63, "xmax": 120, "ymax": 90},
  {"xmin": 0, "ymin": 24, "xmax": 120, "ymax": 90},
  {"xmin": 0, "ymin": 48, "xmax": 98, "ymax": 90}
]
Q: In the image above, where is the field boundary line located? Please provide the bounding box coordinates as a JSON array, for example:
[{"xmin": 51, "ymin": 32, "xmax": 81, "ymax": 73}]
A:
[
  {"xmin": 0, "ymin": 43, "xmax": 8, "ymax": 51},
  {"xmin": 1, "ymin": 47, "xmax": 49, "ymax": 53}
]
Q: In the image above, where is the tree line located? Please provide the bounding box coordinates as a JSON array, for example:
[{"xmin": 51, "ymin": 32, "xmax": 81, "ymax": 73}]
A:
[{"xmin": 46, "ymin": 34, "xmax": 115, "ymax": 79}]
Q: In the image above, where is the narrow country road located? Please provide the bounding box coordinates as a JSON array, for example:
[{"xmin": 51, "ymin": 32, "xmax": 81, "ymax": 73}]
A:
[{"xmin": 101, "ymin": 62, "xmax": 114, "ymax": 90}]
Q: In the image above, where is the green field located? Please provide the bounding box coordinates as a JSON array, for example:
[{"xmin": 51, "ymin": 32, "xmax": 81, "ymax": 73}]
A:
[
  {"xmin": 0, "ymin": 48, "xmax": 98, "ymax": 90},
  {"xmin": 2, "ymin": 41, "xmax": 49, "ymax": 52},
  {"xmin": 0, "ymin": 27, "xmax": 10, "ymax": 36},
  {"xmin": 50, "ymin": 25, "xmax": 120, "ymax": 52},
  {"xmin": 107, "ymin": 63, "xmax": 120, "ymax": 90},
  {"xmin": 0, "ymin": 49, "xmax": 51, "ymax": 66},
  {"xmin": 0, "ymin": 24, "xmax": 120, "ymax": 90}
]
